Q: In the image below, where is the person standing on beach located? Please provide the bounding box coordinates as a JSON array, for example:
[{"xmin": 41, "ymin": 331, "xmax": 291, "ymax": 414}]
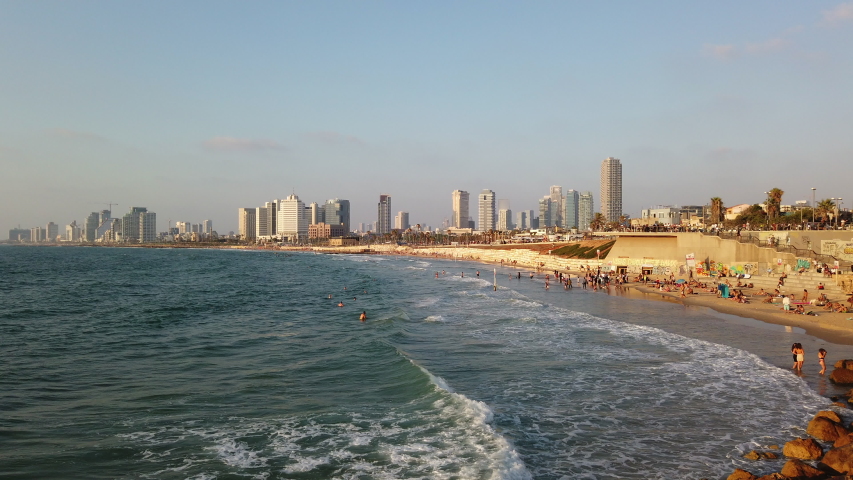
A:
[
  {"xmin": 783, "ymin": 295, "xmax": 791, "ymax": 312},
  {"xmin": 792, "ymin": 343, "xmax": 798, "ymax": 369},
  {"xmin": 819, "ymin": 348, "xmax": 827, "ymax": 374}
]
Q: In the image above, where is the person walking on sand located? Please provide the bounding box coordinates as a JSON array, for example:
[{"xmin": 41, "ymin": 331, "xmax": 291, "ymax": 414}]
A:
[{"xmin": 819, "ymin": 348, "xmax": 827, "ymax": 374}]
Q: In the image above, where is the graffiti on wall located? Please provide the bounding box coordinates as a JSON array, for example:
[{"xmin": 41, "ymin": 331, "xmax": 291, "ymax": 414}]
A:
[{"xmin": 823, "ymin": 240, "xmax": 853, "ymax": 262}]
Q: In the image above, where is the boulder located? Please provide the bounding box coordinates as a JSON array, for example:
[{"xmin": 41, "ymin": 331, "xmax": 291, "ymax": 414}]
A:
[
  {"xmin": 809, "ymin": 416, "xmax": 851, "ymax": 442},
  {"xmin": 727, "ymin": 468, "xmax": 758, "ymax": 480},
  {"xmin": 835, "ymin": 433, "xmax": 853, "ymax": 449},
  {"xmin": 785, "ymin": 438, "xmax": 825, "ymax": 460},
  {"xmin": 744, "ymin": 451, "xmax": 762, "ymax": 460},
  {"xmin": 756, "ymin": 473, "xmax": 787, "ymax": 480},
  {"xmin": 817, "ymin": 411, "xmax": 845, "ymax": 424},
  {"xmin": 831, "ymin": 368, "xmax": 853, "ymax": 385},
  {"xmin": 781, "ymin": 458, "xmax": 828, "ymax": 478},
  {"xmin": 834, "ymin": 360, "xmax": 853, "ymax": 370},
  {"xmin": 821, "ymin": 443, "xmax": 853, "ymax": 474}
]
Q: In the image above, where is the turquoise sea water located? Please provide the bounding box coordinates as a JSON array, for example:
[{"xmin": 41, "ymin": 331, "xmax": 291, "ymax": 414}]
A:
[{"xmin": 1, "ymin": 246, "xmax": 850, "ymax": 479}]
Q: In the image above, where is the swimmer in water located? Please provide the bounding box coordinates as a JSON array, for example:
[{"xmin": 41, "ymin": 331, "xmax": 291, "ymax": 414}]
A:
[
  {"xmin": 435, "ymin": 272, "xmax": 439, "ymax": 278},
  {"xmin": 338, "ymin": 302, "xmax": 344, "ymax": 307},
  {"xmin": 359, "ymin": 311, "xmax": 367, "ymax": 321},
  {"xmin": 328, "ymin": 294, "xmax": 332, "ymax": 299}
]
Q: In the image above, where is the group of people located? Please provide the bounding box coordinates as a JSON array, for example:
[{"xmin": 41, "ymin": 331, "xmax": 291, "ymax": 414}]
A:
[{"xmin": 791, "ymin": 343, "xmax": 828, "ymax": 374}]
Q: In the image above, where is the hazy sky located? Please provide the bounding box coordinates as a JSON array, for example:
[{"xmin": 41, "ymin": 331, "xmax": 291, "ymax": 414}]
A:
[{"xmin": 2, "ymin": 1, "xmax": 852, "ymax": 235}]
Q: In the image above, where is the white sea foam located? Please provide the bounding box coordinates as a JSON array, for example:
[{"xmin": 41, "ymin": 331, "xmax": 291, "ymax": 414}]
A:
[{"xmin": 424, "ymin": 315, "xmax": 444, "ymax": 322}]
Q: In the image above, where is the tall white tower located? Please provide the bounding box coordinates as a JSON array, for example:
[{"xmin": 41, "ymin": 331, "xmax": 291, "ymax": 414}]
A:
[
  {"xmin": 478, "ymin": 189, "xmax": 495, "ymax": 232},
  {"xmin": 549, "ymin": 186, "xmax": 563, "ymax": 228}
]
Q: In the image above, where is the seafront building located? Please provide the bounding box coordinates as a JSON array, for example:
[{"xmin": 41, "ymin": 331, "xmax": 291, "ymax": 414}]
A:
[
  {"xmin": 238, "ymin": 208, "xmax": 256, "ymax": 240},
  {"xmin": 377, "ymin": 195, "xmax": 392, "ymax": 235},
  {"xmin": 579, "ymin": 191, "xmax": 594, "ymax": 231},
  {"xmin": 640, "ymin": 206, "xmax": 682, "ymax": 226},
  {"xmin": 278, "ymin": 194, "xmax": 308, "ymax": 241},
  {"xmin": 516, "ymin": 211, "xmax": 528, "ymax": 230},
  {"xmin": 119, "ymin": 207, "xmax": 156, "ymax": 243},
  {"xmin": 600, "ymin": 157, "xmax": 623, "ymax": 222},
  {"xmin": 324, "ymin": 199, "xmax": 351, "ymax": 233},
  {"xmin": 564, "ymin": 189, "xmax": 579, "ymax": 230},
  {"xmin": 478, "ymin": 189, "xmax": 495, "ymax": 232},
  {"xmin": 451, "ymin": 190, "xmax": 470, "ymax": 229},
  {"xmin": 308, "ymin": 222, "xmax": 346, "ymax": 239}
]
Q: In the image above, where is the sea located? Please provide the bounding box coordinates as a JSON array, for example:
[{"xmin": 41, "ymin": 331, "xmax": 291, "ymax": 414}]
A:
[{"xmin": 1, "ymin": 246, "xmax": 851, "ymax": 480}]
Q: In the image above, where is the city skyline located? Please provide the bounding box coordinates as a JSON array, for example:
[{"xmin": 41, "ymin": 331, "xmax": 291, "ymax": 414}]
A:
[{"xmin": 2, "ymin": 2, "xmax": 852, "ymax": 235}]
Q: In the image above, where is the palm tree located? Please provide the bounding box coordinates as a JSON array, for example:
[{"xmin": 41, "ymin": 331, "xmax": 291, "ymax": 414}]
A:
[
  {"xmin": 590, "ymin": 213, "xmax": 606, "ymax": 231},
  {"xmin": 765, "ymin": 188, "xmax": 784, "ymax": 220},
  {"xmin": 710, "ymin": 197, "xmax": 725, "ymax": 224},
  {"xmin": 816, "ymin": 199, "xmax": 836, "ymax": 223}
]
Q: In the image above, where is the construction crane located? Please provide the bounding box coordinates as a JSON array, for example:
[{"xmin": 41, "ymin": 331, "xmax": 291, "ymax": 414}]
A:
[{"xmin": 101, "ymin": 202, "xmax": 119, "ymax": 217}]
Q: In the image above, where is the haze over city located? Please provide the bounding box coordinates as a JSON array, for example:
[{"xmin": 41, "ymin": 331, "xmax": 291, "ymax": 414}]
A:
[{"xmin": 2, "ymin": 1, "xmax": 852, "ymax": 235}]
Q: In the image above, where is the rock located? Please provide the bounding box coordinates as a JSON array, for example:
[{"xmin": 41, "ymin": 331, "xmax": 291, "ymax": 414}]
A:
[
  {"xmin": 762, "ymin": 452, "xmax": 780, "ymax": 460},
  {"xmin": 769, "ymin": 445, "xmax": 780, "ymax": 450},
  {"xmin": 744, "ymin": 451, "xmax": 762, "ymax": 460},
  {"xmin": 831, "ymin": 368, "xmax": 853, "ymax": 385},
  {"xmin": 834, "ymin": 360, "xmax": 853, "ymax": 370},
  {"xmin": 809, "ymin": 416, "xmax": 851, "ymax": 442},
  {"xmin": 834, "ymin": 403, "xmax": 849, "ymax": 409},
  {"xmin": 818, "ymin": 411, "xmax": 845, "ymax": 424},
  {"xmin": 781, "ymin": 458, "xmax": 828, "ymax": 478},
  {"xmin": 836, "ymin": 434, "xmax": 853, "ymax": 449},
  {"xmin": 727, "ymin": 468, "xmax": 758, "ymax": 480},
  {"xmin": 784, "ymin": 438, "xmax": 824, "ymax": 460},
  {"xmin": 821, "ymin": 444, "xmax": 853, "ymax": 474},
  {"xmin": 756, "ymin": 473, "xmax": 787, "ymax": 480}
]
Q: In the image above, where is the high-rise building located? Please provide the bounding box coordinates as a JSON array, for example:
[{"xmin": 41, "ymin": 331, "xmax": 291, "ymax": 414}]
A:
[
  {"xmin": 65, "ymin": 221, "xmax": 80, "ymax": 242},
  {"xmin": 121, "ymin": 207, "xmax": 148, "ymax": 242},
  {"xmin": 579, "ymin": 191, "xmax": 594, "ymax": 231},
  {"xmin": 564, "ymin": 189, "xmax": 579, "ymax": 230},
  {"xmin": 549, "ymin": 186, "xmax": 563, "ymax": 228},
  {"xmin": 46, "ymin": 222, "xmax": 58, "ymax": 242},
  {"xmin": 377, "ymin": 195, "xmax": 392, "ymax": 235},
  {"xmin": 202, "ymin": 220, "xmax": 213, "ymax": 235},
  {"xmin": 394, "ymin": 211, "xmax": 410, "ymax": 230},
  {"xmin": 516, "ymin": 211, "xmax": 527, "ymax": 230},
  {"xmin": 85, "ymin": 212, "xmax": 100, "ymax": 242},
  {"xmin": 309, "ymin": 202, "xmax": 323, "ymax": 225},
  {"xmin": 497, "ymin": 209, "xmax": 513, "ymax": 231},
  {"xmin": 478, "ymin": 189, "xmax": 495, "ymax": 232},
  {"xmin": 600, "ymin": 157, "xmax": 623, "ymax": 222},
  {"xmin": 238, "ymin": 208, "xmax": 256, "ymax": 240},
  {"xmin": 451, "ymin": 190, "xmax": 470, "ymax": 229},
  {"xmin": 539, "ymin": 196, "xmax": 552, "ymax": 228},
  {"xmin": 278, "ymin": 194, "xmax": 307, "ymax": 241},
  {"xmin": 324, "ymin": 199, "xmax": 350, "ymax": 233},
  {"xmin": 140, "ymin": 211, "xmax": 157, "ymax": 242}
]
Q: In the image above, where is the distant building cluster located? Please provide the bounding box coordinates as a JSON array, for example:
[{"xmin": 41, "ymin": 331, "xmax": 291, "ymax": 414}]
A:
[
  {"xmin": 448, "ymin": 157, "xmax": 622, "ymax": 233},
  {"xmin": 8, "ymin": 207, "xmax": 160, "ymax": 244},
  {"xmin": 238, "ymin": 196, "xmax": 351, "ymax": 243}
]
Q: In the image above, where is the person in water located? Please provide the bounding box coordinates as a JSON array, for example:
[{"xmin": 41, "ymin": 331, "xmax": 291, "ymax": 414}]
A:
[
  {"xmin": 338, "ymin": 301, "xmax": 344, "ymax": 307},
  {"xmin": 359, "ymin": 311, "xmax": 367, "ymax": 321},
  {"xmin": 819, "ymin": 348, "xmax": 827, "ymax": 374}
]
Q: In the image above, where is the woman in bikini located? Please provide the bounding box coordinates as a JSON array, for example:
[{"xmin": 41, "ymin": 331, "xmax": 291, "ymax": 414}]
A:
[
  {"xmin": 818, "ymin": 348, "xmax": 827, "ymax": 374},
  {"xmin": 796, "ymin": 344, "xmax": 805, "ymax": 371}
]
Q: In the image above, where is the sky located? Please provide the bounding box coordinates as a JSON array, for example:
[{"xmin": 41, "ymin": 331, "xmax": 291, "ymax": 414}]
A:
[{"xmin": 2, "ymin": 1, "xmax": 852, "ymax": 235}]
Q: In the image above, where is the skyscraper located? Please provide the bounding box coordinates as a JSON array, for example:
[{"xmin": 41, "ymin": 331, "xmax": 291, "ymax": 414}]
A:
[
  {"xmin": 516, "ymin": 211, "xmax": 527, "ymax": 230},
  {"xmin": 564, "ymin": 189, "xmax": 579, "ymax": 230},
  {"xmin": 278, "ymin": 194, "xmax": 307, "ymax": 241},
  {"xmin": 549, "ymin": 186, "xmax": 563, "ymax": 228},
  {"xmin": 324, "ymin": 199, "xmax": 351, "ymax": 233},
  {"xmin": 202, "ymin": 220, "xmax": 213, "ymax": 235},
  {"xmin": 451, "ymin": 190, "xmax": 470, "ymax": 228},
  {"xmin": 85, "ymin": 212, "xmax": 100, "ymax": 242},
  {"xmin": 539, "ymin": 196, "xmax": 552, "ymax": 227},
  {"xmin": 377, "ymin": 194, "xmax": 392, "ymax": 235},
  {"xmin": 238, "ymin": 208, "xmax": 256, "ymax": 240},
  {"xmin": 140, "ymin": 211, "xmax": 157, "ymax": 242},
  {"xmin": 478, "ymin": 189, "xmax": 495, "ymax": 232},
  {"xmin": 600, "ymin": 157, "xmax": 623, "ymax": 222},
  {"xmin": 579, "ymin": 191, "xmax": 594, "ymax": 231},
  {"xmin": 121, "ymin": 207, "xmax": 148, "ymax": 243},
  {"xmin": 394, "ymin": 211, "xmax": 410, "ymax": 230}
]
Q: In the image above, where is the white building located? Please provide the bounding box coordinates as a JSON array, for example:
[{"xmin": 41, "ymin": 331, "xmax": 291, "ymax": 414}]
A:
[
  {"xmin": 278, "ymin": 194, "xmax": 308, "ymax": 241},
  {"xmin": 600, "ymin": 157, "xmax": 622, "ymax": 222},
  {"xmin": 497, "ymin": 209, "xmax": 513, "ymax": 231},
  {"xmin": 394, "ymin": 211, "xmax": 410, "ymax": 230},
  {"xmin": 640, "ymin": 206, "xmax": 682, "ymax": 225},
  {"xmin": 478, "ymin": 189, "xmax": 495, "ymax": 232},
  {"xmin": 451, "ymin": 190, "xmax": 470, "ymax": 229},
  {"xmin": 516, "ymin": 211, "xmax": 528, "ymax": 230},
  {"xmin": 579, "ymin": 191, "xmax": 594, "ymax": 231}
]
